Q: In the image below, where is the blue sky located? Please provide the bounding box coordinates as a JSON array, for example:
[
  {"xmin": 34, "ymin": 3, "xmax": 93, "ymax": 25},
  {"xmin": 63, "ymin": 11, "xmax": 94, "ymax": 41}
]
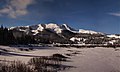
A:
[{"xmin": 0, "ymin": 0, "xmax": 120, "ymax": 34}]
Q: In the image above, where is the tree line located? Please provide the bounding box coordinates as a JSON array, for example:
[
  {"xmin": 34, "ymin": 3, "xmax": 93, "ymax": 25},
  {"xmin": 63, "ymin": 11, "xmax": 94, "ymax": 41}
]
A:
[{"xmin": 0, "ymin": 25, "xmax": 36, "ymax": 45}]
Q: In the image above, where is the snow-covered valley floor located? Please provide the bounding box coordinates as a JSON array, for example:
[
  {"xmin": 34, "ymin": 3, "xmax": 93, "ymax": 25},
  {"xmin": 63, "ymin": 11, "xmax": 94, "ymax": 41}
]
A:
[{"xmin": 0, "ymin": 46, "xmax": 120, "ymax": 72}]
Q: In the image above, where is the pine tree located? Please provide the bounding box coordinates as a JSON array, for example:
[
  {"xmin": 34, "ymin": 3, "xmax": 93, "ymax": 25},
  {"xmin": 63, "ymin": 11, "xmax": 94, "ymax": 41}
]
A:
[{"xmin": 0, "ymin": 25, "xmax": 15, "ymax": 45}]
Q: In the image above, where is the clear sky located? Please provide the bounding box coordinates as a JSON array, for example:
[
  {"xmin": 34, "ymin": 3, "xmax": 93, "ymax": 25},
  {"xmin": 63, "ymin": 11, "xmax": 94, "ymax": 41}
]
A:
[{"xmin": 0, "ymin": 0, "xmax": 120, "ymax": 34}]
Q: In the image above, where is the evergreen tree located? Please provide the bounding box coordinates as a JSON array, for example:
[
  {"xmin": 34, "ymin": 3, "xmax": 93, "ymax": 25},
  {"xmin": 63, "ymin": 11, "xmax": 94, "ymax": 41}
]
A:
[{"xmin": 0, "ymin": 25, "xmax": 15, "ymax": 45}]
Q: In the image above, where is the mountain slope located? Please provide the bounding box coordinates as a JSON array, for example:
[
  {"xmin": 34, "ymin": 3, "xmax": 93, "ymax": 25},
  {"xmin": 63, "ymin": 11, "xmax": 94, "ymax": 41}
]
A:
[
  {"xmin": 9, "ymin": 23, "xmax": 120, "ymax": 45},
  {"xmin": 10, "ymin": 23, "xmax": 104, "ymax": 35}
]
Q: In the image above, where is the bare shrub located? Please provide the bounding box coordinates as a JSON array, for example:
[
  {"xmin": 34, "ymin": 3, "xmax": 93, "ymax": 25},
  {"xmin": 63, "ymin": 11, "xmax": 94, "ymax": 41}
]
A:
[
  {"xmin": 0, "ymin": 55, "xmax": 72, "ymax": 72},
  {"xmin": 28, "ymin": 55, "xmax": 69, "ymax": 72},
  {"xmin": 0, "ymin": 61, "xmax": 34, "ymax": 72}
]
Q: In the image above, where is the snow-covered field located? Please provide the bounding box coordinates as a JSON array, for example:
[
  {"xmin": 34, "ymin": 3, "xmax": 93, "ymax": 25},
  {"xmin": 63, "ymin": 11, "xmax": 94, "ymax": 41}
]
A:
[{"xmin": 0, "ymin": 45, "xmax": 120, "ymax": 72}]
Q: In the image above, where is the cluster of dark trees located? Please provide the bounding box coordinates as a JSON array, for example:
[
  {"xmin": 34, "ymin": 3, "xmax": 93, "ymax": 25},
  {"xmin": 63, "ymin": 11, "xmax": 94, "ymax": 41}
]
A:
[
  {"xmin": 15, "ymin": 35, "xmax": 37, "ymax": 45},
  {"xmin": 84, "ymin": 38, "xmax": 109, "ymax": 44},
  {"xmin": 0, "ymin": 25, "xmax": 15, "ymax": 45},
  {"xmin": 0, "ymin": 25, "xmax": 36, "ymax": 45}
]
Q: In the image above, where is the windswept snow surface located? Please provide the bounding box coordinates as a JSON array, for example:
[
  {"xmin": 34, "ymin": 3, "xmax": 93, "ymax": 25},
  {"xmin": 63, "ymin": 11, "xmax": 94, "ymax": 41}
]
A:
[
  {"xmin": 0, "ymin": 46, "xmax": 120, "ymax": 72},
  {"xmin": 63, "ymin": 47, "xmax": 120, "ymax": 72}
]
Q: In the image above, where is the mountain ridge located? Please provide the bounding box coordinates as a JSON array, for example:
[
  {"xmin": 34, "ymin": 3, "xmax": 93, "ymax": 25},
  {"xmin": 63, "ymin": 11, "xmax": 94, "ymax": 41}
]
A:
[
  {"xmin": 10, "ymin": 23, "xmax": 104, "ymax": 35},
  {"xmin": 9, "ymin": 23, "xmax": 120, "ymax": 45}
]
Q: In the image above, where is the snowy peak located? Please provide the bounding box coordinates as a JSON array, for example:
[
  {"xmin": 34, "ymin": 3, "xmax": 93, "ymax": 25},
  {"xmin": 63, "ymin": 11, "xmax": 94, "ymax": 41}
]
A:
[
  {"xmin": 45, "ymin": 23, "xmax": 59, "ymax": 29},
  {"xmin": 61, "ymin": 24, "xmax": 79, "ymax": 33},
  {"xmin": 45, "ymin": 23, "xmax": 63, "ymax": 34},
  {"xmin": 61, "ymin": 24, "xmax": 70, "ymax": 30}
]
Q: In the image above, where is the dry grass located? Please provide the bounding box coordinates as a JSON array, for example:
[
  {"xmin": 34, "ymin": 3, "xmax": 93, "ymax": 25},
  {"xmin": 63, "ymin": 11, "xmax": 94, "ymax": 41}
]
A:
[
  {"xmin": 0, "ymin": 61, "xmax": 34, "ymax": 72},
  {"xmin": 0, "ymin": 54, "xmax": 72, "ymax": 72}
]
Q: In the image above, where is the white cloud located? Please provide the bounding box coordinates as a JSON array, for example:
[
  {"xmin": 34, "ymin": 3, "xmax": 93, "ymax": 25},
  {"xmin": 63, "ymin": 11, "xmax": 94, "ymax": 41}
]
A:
[
  {"xmin": 0, "ymin": 0, "xmax": 35, "ymax": 18},
  {"xmin": 109, "ymin": 12, "xmax": 120, "ymax": 17}
]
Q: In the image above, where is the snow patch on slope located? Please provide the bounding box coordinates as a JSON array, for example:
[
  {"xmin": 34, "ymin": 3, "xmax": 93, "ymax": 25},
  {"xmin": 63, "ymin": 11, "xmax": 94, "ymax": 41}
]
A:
[
  {"xmin": 70, "ymin": 37, "xmax": 86, "ymax": 44},
  {"xmin": 37, "ymin": 24, "xmax": 44, "ymax": 31},
  {"xmin": 107, "ymin": 35, "xmax": 120, "ymax": 38},
  {"xmin": 79, "ymin": 29, "xmax": 103, "ymax": 34}
]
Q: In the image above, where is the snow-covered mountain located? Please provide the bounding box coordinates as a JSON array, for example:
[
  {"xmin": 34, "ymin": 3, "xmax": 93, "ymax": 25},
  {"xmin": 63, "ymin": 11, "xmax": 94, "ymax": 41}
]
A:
[
  {"xmin": 10, "ymin": 23, "xmax": 104, "ymax": 35},
  {"xmin": 9, "ymin": 23, "xmax": 120, "ymax": 45}
]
